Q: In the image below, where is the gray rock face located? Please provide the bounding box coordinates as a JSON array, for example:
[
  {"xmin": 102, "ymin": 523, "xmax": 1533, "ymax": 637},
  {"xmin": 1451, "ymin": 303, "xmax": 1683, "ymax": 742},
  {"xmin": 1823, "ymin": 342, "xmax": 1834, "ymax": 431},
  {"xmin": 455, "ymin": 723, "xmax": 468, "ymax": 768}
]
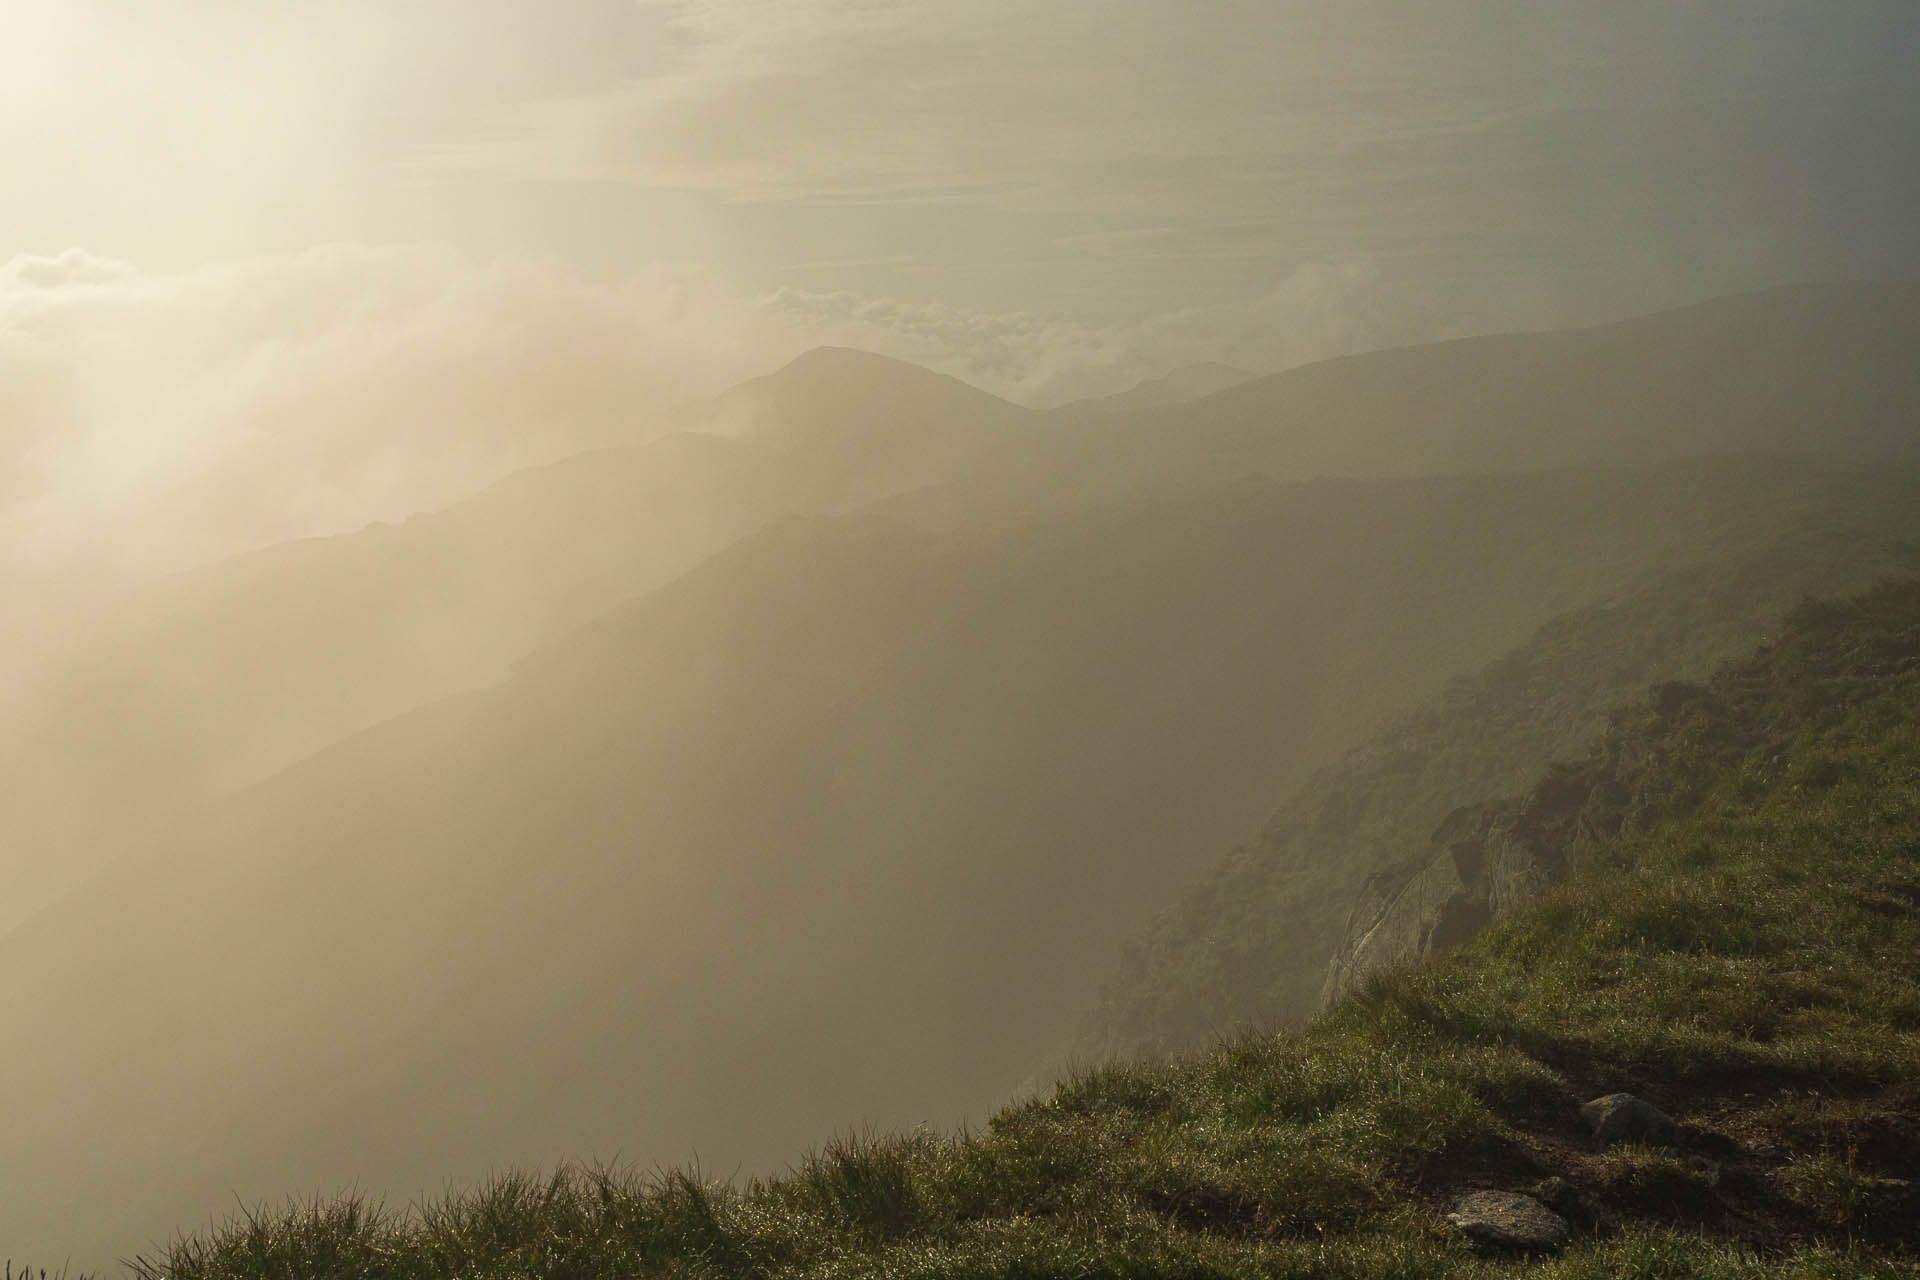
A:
[
  {"xmin": 1447, "ymin": 1190, "xmax": 1571, "ymax": 1251},
  {"xmin": 1581, "ymin": 1093, "xmax": 1676, "ymax": 1145},
  {"xmin": 1319, "ymin": 826, "xmax": 1492, "ymax": 1005},
  {"xmin": 1532, "ymin": 1176, "xmax": 1583, "ymax": 1221},
  {"xmin": 1320, "ymin": 796, "xmax": 1579, "ymax": 1006},
  {"xmin": 1320, "ymin": 683, "xmax": 1723, "ymax": 1008}
]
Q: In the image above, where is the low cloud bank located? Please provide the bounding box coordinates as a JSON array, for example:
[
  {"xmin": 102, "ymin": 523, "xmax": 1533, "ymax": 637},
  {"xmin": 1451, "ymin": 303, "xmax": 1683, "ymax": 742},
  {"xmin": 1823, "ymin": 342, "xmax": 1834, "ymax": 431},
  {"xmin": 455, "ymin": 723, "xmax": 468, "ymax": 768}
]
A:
[
  {"xmin": 0, "ymin": 243, "xmax": 801, "ymax": 579},
  {"xmin": 2, "ymin": 243, "xmax": 1498, "ymax": 582}
]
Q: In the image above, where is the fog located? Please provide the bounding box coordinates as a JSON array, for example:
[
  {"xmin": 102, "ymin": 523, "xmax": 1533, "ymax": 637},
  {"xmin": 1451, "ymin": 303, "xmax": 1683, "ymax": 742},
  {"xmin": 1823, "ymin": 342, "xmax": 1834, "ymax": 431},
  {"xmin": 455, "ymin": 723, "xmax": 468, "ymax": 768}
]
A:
[{"xmin": 4, "ymin": 2, "xmax": 1919, "ymax": 1269}]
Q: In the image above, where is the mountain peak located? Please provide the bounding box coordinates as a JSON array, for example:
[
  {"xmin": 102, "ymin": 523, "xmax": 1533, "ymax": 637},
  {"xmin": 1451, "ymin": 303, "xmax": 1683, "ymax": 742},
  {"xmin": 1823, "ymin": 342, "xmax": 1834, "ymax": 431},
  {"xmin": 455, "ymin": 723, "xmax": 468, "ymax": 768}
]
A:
[
  {"xmin": 1132, "ymin": 361, "xmax": 1258, "ymax": 399},
  {"xmin": 777, "ymin": 344, "xmax": 932, "ymax": 378},
  {"xmin": 767, "ymin": 345, "xmax": 1002, "ymax": 397},
  {"xmin": 1053, "ymin": 361, "xmax": 1259, "ymax": 416},
  {"xmin": 721, "ymin": 345, "xmax": 1025, "ymax": 435}
]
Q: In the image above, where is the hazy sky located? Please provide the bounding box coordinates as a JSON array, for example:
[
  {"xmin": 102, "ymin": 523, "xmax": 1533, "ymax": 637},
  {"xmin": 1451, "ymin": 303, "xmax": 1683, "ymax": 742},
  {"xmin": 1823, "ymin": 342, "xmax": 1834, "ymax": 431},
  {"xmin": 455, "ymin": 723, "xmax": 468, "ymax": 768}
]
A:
[{"xmin": 4, "ymin": 1, "xmax": 1919, "ymax": 569}]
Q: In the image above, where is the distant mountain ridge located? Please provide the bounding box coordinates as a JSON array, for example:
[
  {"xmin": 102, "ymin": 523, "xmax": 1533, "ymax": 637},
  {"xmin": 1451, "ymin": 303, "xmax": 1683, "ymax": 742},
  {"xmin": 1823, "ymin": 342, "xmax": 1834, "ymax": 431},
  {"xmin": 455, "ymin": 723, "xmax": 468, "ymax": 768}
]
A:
[
  {"xmin": 1, "ymin": 349, "xmax": 1030, "ymax": 932},
  {"xmin": 1141, "ymin": 281, "xmax": 1920, "ymax": 477},
  {"xmin": 710, "ymin": 345, "xmax": 1031, "ymax": 497},
  {"xmin": 5, "ymin": 454, "xmax": 1920, "ymax": 1265},
  {"xmin": 862, "ymin": 281, "xmax": 1920, "ymax": 534},
  {"xmin": 10, "ymin": 280, "xmax": 1920, "ymax": 934},
  {"xmin": 1049, "ymin": 361, "xmax": 1258, "ymax": 417},
  {"xmin": 8, "ymin": 282, "xmax": 1920, "ymax": 1265}
]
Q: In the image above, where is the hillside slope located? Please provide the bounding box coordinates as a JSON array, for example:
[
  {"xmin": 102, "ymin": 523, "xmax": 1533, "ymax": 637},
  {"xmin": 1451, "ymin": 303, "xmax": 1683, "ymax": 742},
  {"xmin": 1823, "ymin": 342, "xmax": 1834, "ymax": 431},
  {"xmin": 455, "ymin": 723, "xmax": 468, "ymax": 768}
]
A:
[
  {"xmin": 11, "ymin": 283, "xmax": 1917, "ymax": 933},
  {"xmin": 5, "ymin": 459, "xmax": 1917, "ymax": 1267},
  {"xmin": 2, "ymin": 434, "xmax": 789, "ymax": 919},
  {"xmin": 1119, "ymin": 281, "xmax": 1920, "ymax": 480},
  {"xmin": 132, "ymin": 580, "xmax": 1920, "ymax": 1278},
  {"xmin": 1, "ymin": 353, "xmax": 1030, "ymax": 933},
  {"xmin": 712, "ymin": 345, "xmax": 1030, "ymax": 491},
  {"xmin": 1084, "ymin": 540, "xmax": 1920, "ymax": 1058},
  {"xmin": 1046, "ymin": 362, "xmax": 1259, "ymax": 417},
  {"xmin": 920, "ymin": 282, "xmax": 1920, "ymax": 528}
]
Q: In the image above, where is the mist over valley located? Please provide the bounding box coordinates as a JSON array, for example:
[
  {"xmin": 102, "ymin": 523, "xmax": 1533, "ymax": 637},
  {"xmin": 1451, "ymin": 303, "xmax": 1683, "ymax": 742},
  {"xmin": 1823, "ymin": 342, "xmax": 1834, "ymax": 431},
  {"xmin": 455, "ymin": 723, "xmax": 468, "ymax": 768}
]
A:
[{"xmin": 4, "ymin": 5, "xmax": 1919, "ymax": 1274}]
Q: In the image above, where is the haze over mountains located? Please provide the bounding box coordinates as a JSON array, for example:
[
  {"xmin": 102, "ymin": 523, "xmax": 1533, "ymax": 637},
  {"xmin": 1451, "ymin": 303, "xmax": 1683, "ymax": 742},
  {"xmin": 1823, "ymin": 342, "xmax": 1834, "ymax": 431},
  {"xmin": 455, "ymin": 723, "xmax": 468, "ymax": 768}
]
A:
[
  {"xmin": 1, "ymin": 345, "xmax": 1025, "ymax": 929},
  {"xmin": 1083, "ymin": 540, "xmax": 1920, "ymax": 1061},
  {"xmin": 3, "ymin": 284, "xmax": 1920, "ymax": 1265},
  {"xmin": 1048, "ymin": 362, "xmax": 1258, "ymax": 417},
  {"xmin": 10, "ymin": 283, "xmax": 1919, "ymax": 931}
]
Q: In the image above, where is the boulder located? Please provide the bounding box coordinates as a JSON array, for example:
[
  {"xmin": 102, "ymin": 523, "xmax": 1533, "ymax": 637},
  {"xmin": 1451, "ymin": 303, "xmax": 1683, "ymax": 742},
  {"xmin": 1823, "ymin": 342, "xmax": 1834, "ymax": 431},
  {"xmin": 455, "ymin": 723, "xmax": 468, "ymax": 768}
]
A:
[
  {"xmin": 1319, "ymin": 829, "xmax": 1492, "ymax": 1006},
  {"xmin": 1580, "ymin": 1092, "xmax": 1676, "ymax": 1145},
  {"xmin": 1320, "ymin": 795, "xmax": 1576, "ymax": 1007},
  {"xmin": 1446, "ymin": 1190, "xmax": 1570, "ymax": 1251},
  {"xmin": 1318, "ymin": 678, "xmax": 1733, "ymax": 1011},
  {"xmin": 1532, "ymin": 1176, "xmax": 1583, "ymax": 1221}
]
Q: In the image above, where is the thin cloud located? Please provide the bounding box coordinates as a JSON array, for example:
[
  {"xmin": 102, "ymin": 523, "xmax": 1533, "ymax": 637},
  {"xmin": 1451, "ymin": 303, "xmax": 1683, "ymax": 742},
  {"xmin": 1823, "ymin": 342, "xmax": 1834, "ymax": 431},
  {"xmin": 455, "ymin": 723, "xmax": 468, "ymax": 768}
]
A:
[
  {"xmin": 0, "ymin": 245, "xmax": 798, "ymax": 578},
  {"xmin": 769, "ymin": 254, "xmax": 1490, "ymax": 407},
  {"xmin": 413, "ymin": 1, "xmax": 1920, "ymax": 312},
  {"xmin": 0, "ymin": 235, "xmax": 1514, "ymax": 588},
  {"xmin": 5, "ymin": 240, "xmax": 1421, "ymax": 579}
]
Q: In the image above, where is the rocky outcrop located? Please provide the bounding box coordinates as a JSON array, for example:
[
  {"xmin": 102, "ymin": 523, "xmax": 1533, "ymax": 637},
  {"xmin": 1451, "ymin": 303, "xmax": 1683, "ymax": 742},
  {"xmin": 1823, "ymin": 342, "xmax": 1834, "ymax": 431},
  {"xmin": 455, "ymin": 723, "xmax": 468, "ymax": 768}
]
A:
[
  {"xmin": 1581, "ymin": 1093, "xmax": 1676, "ymax": 1146},
  {"xmin": 1446, "ymin": 1190, "xmax": 1570, "ymax": 1251},
  {"xmin": 1321, "ymin": 681, "xmax": 1726, "ymax": 1006}
]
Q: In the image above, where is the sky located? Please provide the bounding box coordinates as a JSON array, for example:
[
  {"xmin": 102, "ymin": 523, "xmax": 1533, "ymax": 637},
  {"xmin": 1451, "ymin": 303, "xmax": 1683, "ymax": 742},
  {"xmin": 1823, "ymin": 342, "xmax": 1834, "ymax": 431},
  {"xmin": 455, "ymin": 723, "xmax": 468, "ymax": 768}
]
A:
[{"xmin": 3, "ymin": 0, "xmax": 1919, "ymax": 572}]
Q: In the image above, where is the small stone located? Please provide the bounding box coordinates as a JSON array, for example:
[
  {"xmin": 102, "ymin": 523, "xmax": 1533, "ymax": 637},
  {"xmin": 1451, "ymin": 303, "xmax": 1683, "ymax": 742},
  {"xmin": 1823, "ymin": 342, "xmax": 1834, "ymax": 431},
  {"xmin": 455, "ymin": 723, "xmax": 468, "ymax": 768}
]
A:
[
  {"xmin": 1580, "ymin": 1092, "xmax": 1676, "ymax": 1145},
  {"xmin": 1447, "ymin": 1190, "xmax": 1571, "ymax": 1251},
  {"xmin": 1533, "ymin": 1176, "xmax": 1582, "ymax": 1220}
]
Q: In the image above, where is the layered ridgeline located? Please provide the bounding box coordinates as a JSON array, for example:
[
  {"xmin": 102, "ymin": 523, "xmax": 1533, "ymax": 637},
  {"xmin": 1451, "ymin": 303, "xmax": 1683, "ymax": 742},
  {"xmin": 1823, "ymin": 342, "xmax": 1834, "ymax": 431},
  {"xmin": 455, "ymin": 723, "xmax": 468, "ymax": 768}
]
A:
[
  {"xmin": 5, "ymin": 284, "xmax": 1920, "ymax": 1266},
  {"xmin": 8, "ymin": 283, "xmax": 1918, "ymax": 931},
  {"xmin": 924, "ymin": 281, "xmax": 1920, "ymax": 524},
  {"xmin": 0, "ymin": 350, "xmax": 1027, "ymax": 932},
  {"xmin": 5, "ymin": 458, "xmax": 1920, "ymax": 1268},
  {"xmin": 1082, "ymin": 281, "xmax": 1920, "ymax": 482},
  {"xmin": 1044, "ymin": 361, "xmax": 1258, "ymax": 418},
  {"xmin": 129, "ymin": 582, "xmax": 1920, "ymax": 1278},
  {"xmin": 1083, "ymin": 542, "xmax": 1920, "ymax": 1058}
]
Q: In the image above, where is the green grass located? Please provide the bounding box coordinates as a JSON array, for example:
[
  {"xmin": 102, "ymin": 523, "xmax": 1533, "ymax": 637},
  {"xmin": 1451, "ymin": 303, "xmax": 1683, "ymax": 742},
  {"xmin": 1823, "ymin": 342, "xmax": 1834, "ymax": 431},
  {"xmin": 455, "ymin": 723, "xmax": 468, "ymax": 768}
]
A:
[
  {"xmin": 102, "ymin": 584, "xmax": 1920, "ymax": 1276},
  {"xmin": 1087, "ymin": 545, "xmax": 1920, "ymax": 1056}
]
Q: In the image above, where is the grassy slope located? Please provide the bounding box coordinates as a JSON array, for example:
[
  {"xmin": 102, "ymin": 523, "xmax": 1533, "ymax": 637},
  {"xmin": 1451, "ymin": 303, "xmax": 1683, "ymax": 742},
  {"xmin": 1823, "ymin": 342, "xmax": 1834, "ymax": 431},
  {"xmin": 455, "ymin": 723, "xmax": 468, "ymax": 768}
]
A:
[
  {"xmin": 20, "ymin": 459, "xmax": 1920, "ymax": 1275},
  {"xmin": 119, "ymin": 582, "xmax": 1920, "ymax": 1279},
  {"xmin": 1085, "ymin": 538, "xmax": 1920, "ymax": 1058}
]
